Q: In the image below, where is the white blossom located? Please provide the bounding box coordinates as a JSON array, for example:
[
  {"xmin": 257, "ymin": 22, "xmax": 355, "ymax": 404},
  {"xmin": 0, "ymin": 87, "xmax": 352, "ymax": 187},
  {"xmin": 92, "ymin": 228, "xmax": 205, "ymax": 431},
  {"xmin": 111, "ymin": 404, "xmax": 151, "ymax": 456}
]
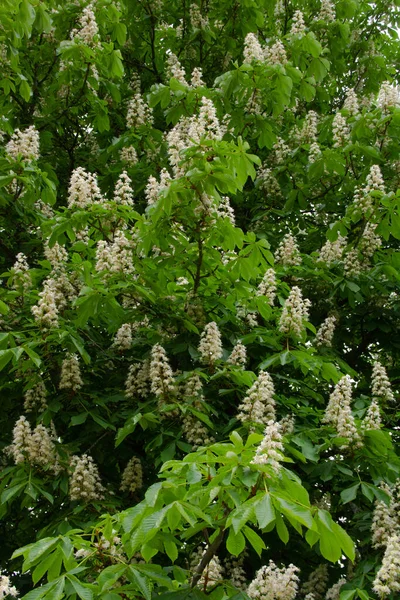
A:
[
  {"xmin": 279, "ymin": 286, "xmax": 311, "ymax": 337},
  {"xmin": 69, "ymin": 454, "xmax": 105, "ymax": 501},
  {"xmin": 332, "ymin": 113, "xmax": 350, "ymax": 147},
  {"xmin": 373, "ymin": 534, "xmax": 400, "ymax": 597},
  {"xmin": 24, "ymin": 380, "xmax": 48, "ymax": 412},
  {"xmin": 114, "ymin": 171, "xmax": 134, "ymax": 206},
  {"xmin": 216, "ymin": 196, "xmax": 235, "ymax": 225},
  {"xmin": 301, "ymin": 564, "xmax": 329, "ymax": 600},
  {"xmin": 190, "ymin": 546, "xmax": 223, "ymax": 588},
  {"xmin": 237, "ymin": 371, "xmax": 276, "ymax": 426},
  {"xmin": 315, "ymin": 315, "xmax": 337, "ymax": 347},
  {"xmin": 67, "ymin": 167, "xmax": 103, "ymax": 208},
  {"xmin": 31, "ymin": 278, "xmax": 59, "ymax": 328},
  {"xmin": 198, "ymin": 322, "xmax": 223, "ymax": 365},
  {"xmin": 127, "ymin": 93, "xmax": 154, "ymax": 128},
  {"xmin": 120, "ymin": 145, "xmax": 138, "ymax": 165},
  {"xmin": 318, "ymin": 0, "xmax": 335, "ymax": 22},
  {"xmin": 318, "ymin": 235, "xmax": 346, "ymax": 266},
  {"xmin": 325, "ymin": 578, "xmax": 346, "ymax": 600},
  {"xmin": 44, "ymin": 241, "xmax": 68, "ymax": 270},
  {"xmin": 243, "ymin": 33, "xmax": 264, "ymax": 63},
  {"xmin": 120, "ymin": 457, "xmax": 143, "ymax": 494},
  {"xmin": 371, "ymin": 361, "xmax": 394, "ymax": 402},
  {"xmin": 227, "ymin": 341, "xmax": 247, "ymax": 368},
  {"xmin": 264, "ymin": 40, "xmax": 287, "ymax": 65},
  {"xmin": 72, "ymin": 3, "xmax": 99, "ymax": 45},
  {"xmin": 112, "ymin": 323, "xmax": 133, "ymax": 351},
  {"xmin": 274, "ymin": 233, "xmax": 301, "ymax": 266},
  {"xmin": 11, "ymin": 253, "xmax": 32, "ymax": 292},
  {"xmin": 6, "ymin": 126, "xmax": 40, "ymax": 162},
  {"xmin": 191, "ymin": 67, "xmax": 205, "ymax": 87},
  {"xmin": 322, "ymin": 375, "xmax": 361, "ymax": 447},
  {"xmin": 125, "ymin": 360, "xmax": 150, "ymax": 398},
  {"xmin": 371, "ymin": 484, "xmax": 398, "ymax": 548},
  {"xmin": 150, "ymin": 344, "xmax": 175, "ymax": 398},
  {"xmin": 59, "ymin": 354, "xmax": 83, "ymax": 391},
  {"xmin": 0, "ymin": 571, "xmax": 18, "ymax": 598},
  {"xmin": 166, "ymin": 52, "xmax": 187, "ymax": 85},
  {"xmin": 256, "ymin": 268, "xmax": 277, "ymax": 305},
  {"xmin": 290, "ymin": 10, "xmax": 306, "ymax": 35},
  {"xmin": 377, "ymin": 81, "xmax": 400, "ymax": 110},
  {"xmin": 248, "ymin": 561, "xmax": 300, "ymax": 600},
  {"xmin": 251, "ymin": 420, "xmax": 285, "ymax": 474},
  {"xmin": 343, "ymin": 89, "xmax": 359, "ymax": 116}
]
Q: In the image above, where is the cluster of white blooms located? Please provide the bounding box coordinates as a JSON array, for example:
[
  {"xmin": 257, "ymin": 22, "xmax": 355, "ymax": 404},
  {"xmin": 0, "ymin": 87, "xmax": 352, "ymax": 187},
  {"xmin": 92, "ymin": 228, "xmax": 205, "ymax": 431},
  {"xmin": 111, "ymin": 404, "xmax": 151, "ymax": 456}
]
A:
[
  {"xmin": 322, "ymin": 375, "xmax": 361, "ymax": 447},
  {"xmin": 318, "ymin": 0, "xmax": 335, "ymax": 22},
  {"xmin": 377, "ymin": 81, "xmax": 400, "ymax": 110},
  {"xmin": 371, "ymin": 361, "xmax": 394, "ymax": 402},
  {"xmin": 243, "ymin": 33, "xmax": 264, "ymax": 63},
  {"xmin": 11, "ymin": 253, "xmax": 32, "ymax": 292},
  {"xmin": 198, "ymin": 322, "xmax": 223, "ymax": 365},
  {"xmin": 24, "ymin": 380, "xmax": 48, "ymax": 412},
  {"xmin": 332, "ymin": 113, "xmax": 350, "ymax": 147},
  {"xmin": 224, "ymin": 552, "xmax": 247, "ymax": 590},
  {"xmin": 145, "ymin": 169, "xmax": 171, "ymax": 205},
  {"xmin": 317, "ymin": 234, "xmax": 347, "ymax": 266},
  {"xmin": 6, "ymin": 126, "xmax": 40, "ymax": 162},
  {"xmin": 114, "ymin": 171, "xmax": 134, "ymax": 206},
  {"xmin": 301, "ymin": 564, "xmax": 329, "ymax": 600},
  {"xmin": 248, "ymin": 561, "xmax": 300, "ymax": 600},
  {"xmin": 371, "ymin": 484, "xmax": 399, "ymax": 548},
  {"xmin": 258, "ymin": 166, "xmax": 282, "ymax": 197},
  {"xmin": 184, "ymin": 372, "xmax": 203, "ymax": 398},
  {"xmin": 0, "ymin": 571, "xmax": 18, "ymax": 598},
  {"xmin": 227, "ymin": 341, "xmax": 247, "ymax": 368},
  {"xmin": 69, "ymin": 454, "xmax": 105, "ymax": 502},
  {"xmin": 189, "ymin": 4, "xmax": 209, "ymax": 29},
  {"xmin": 237, "ymin": 371, "xmax": 276, "ymax": 426},
  {"xmin": 216, "ymin": 196, "xmax": 235, "ymax": 225},
  {"xmin": 315, "ymin": 315, "xmax": 337, "ymax": 347},
  {"xmin": 68, "ymin": 167, "xmax": 103, "ymax": 208},
  {"xmin": 251, "ymin": 420, "xmax": 285, "ymax": 473},
  {"xmin": 237, "ymin": 304, "xmax": 258, "ymax": 328},
  {"xmin": 290, "ymin": 10, "xmax": 306, "ymax": 35},
  {"xmin": 309, "ymin": 141, "xmax": 322, "ymax": 163},
  {"xmin": 35, "ymin": 199, "xmax": 55, "ymax": 218},
  {"xmin": 360, "ymin": 222, "xmax": 382, "ymax": 259},
  {"xmin": 7, "ymin": 416, "xmax": 60, "ymax": 473},
  {"xmin": 166, "ymin": 52, "xmax": 187, "ymax": 85},
  {"xmin": 59, "ymin": 354, "xmax": 83, "ymax": 391},
  {"xmin": 343, "ymin": 248, "xmax": 362, "ymax": 277},
  {"xmin": 265, "ymin": 40, "xmax": 287, "ymax": 65},
  {"xmin": 274, "ymin": 233, "xmax": 301, "ymax": 266},
  {"xmin": 31, "ymin": 278, "xmax": 59, "ymax": 328},
  {"xmin": 150, "ymin": 344, "xmax": 175, "ymax": 398},
  {"xmin": 343, "ymin": 88, "xmax": 359, "ymax": 115},
  {"xmin": 112, "ymin": 323, "xmax": 133, "ymax": 351},
  {"xmin": 246, "ymin": 88, "xmax": 262, "ymax": 116},
  {"xmin": 44, "ymin": 241, "xmax": 68, "ymax": 270},
  {"xmin": 120, "ymin": 145, "xmax": 138, "ymax": 165},
  {"xmin": 364, "ymin": 164, "xmax": 385, "ymax": 195},
  {"xmin": 191, "ymin": 67, "xmax": 205, "ymax": 88},
  {"xmin": 279, "ymin": 414, "xmax": 295, "ymax": 435},
  {"xmin": 279, "ymin": 286, "xmax": 311, "ymax": 337},
  {"xmin": 297, "ymin": 110, "xmax": 319, "ymax": 144},
  {"xmin": 120, "ymin": 457, "xmax": 143, "ymax": 494},
  {"xmin": 325, "ymin": 578, "xmax": 346, "ymax": 600},
  {"xmin": 191, "ymin": 546, "xmax": 224, "ymax": 589},
  {"xmin": 95, "ymin": 231, "xmax": 134, "ymax": 276},
  {"xmin": 125, "ymin": 360, "xmax": 150, "ymax": 398},
  {"xmin": 127, "ymin": 93, "xmax": 154, "ymax": 128},
  {"xmin": 362, "ymin": 399, "xmax": 381, "ymax": 430},
  {"xmin": 72, "ymin": 3, "xmax": 99, "ymax": 45},
  {"xmin": 272, "ymin": 137, "xmax": 290, "ymax": 164},
  {"xmin": 182, "ymin": 411, "xmax": 214, "ymax": 449},
  {"xmin": 256, "ymin": 268, "xmax": 277, "ymax": 305},
  {"xmin": 373, "ymin": 534, "xmax": 400, "ymax": 597}
]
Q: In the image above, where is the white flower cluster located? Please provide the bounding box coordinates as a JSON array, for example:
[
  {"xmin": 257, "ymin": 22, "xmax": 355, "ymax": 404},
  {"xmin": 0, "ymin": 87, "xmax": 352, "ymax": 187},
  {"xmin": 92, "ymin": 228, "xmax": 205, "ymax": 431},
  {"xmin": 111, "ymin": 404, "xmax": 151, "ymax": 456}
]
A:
[
  {"xmin": 279, "ymin": 414, "xmax": 295, "ymax": 435},
  {"xmin": 265, "ymin": 40, "xmax": 287, "ymax": 66},
  {"xmin": 120, "ymin": 145, "xmax": 138, "ymax": 166},
  {"xmin": 189, "ymin": 4, "xmax": 209, "ymax": 29},
  {"xmin": 112, "ymin": 323, "xmax": 133, "ymax": 351},
  {"xmin": 364, "ymin": 164, "xmax": 385, "ymax": 195},
  {"xmin": 290, "ymin": 10, "xmax": 306, "ymax": 35},
  {"xmin": 35, "ymin": 199, "xmax": 55, "ymax": 218},
  {"xmin": 377, "ymin": 81, "xmax": 400, "ymax": 110},
  {"xmin": 11, "ymin": 252, "xmax": 32, "ymax": 292},
  {"xmin": 317, "ymin": 234, "xmax": 346, "ymax": 266},
  {"xmin": 274, "ymin": 233, "xmax": 301, "ymax": 266},
  {"xmin": 198, "ymin": 322, "xmax": 223, "ymax": 365},
  {"xmin": 360, "ymin": 223, "xmax": 381, "ymax": 260},
  {"xmin": 301, "ymin": 564, "xmax": 329, "ymax": 600},
  {"xmin": 371, "ymin": 361, "xmax": 394, "ymax": 402},
  {"xmin": 272, "ymin": 137, "xmax": 290, "ymax": 164},
  {"xmin": 325, "ymin": 578, "xmax": 346, "ymax": 600},
  {"xmin": 127, "ymin": 93, "xmax": 154, "ymax": 128},
  {"xmin": 120, "ymin": 457, "xmax": 143, "ymax": 494},
  {"xmin": 237, "ymin": 304, "xmax": 258, "ymax": 328},
  {"xmin": 247, "ymin": 561, "xmax": 300, "ymax": 600},
  {"xmin": 95, "ymin": 230, "xmax": 134, "ymax": 276},
  {"xmin": 68, "ymin": 167, "xmax": 103, "ymax": 208},
  {"xmin": 182, "ymin": 411, "xmax": 214, "ymax": 449},
  {"xmin": 251, "ymin": 420, "xmax": 285, "ymax": 474},
  {"xmin": 315, "ymin": 315, "xmax": 337, "ymax": 347},
  {"xmin": 237, "ymin": 371, "xmax": 276, "ymax": 426},
  {"xmin": 114, "ymin": 171, "xmax": 134, "ymax": 206},
  {"xmin": 243, "ymin": 33, "xmax": 264, "ymax": 63},
  {"xmin": 145, "ymin": 169, "xmax": 171, "ymax": 205},
  {"xmin": 373, "ymin": 534, "xmax": 400, "ymax": 597},
  {"xmin": 216, "ymin": 196, "xmax": 235, "ymax": 225},
  {"xmin": 227, "ymin": 341, "xmax": 247, "ymax": 368},
  {"xmin": 6, "ymin": 126, "xmax": 40, "ymax": 162},
  {"xmin": 31, "ymin": 278, "xmax": 60, "ymax": 328},
  {"xmin": 343, "ymin": 248, "xmax": 362, "ymax": 277},
  {"xmin": 371, "ymin": 483, "xmax": 399, "ymax": 548},
  {"xmin": 0, "ymin": 571, "xmax": 18, "ymax": 598},
  {"xmin": 258, "ymin": 166, "xmax": 282, "ymax": 197},
  {"xmin": 24, "ymin": 380, "xmax": 48, "ymax": 412},
  {"xmin": 309, "ymin": 141, "xmax": 322, "ymax": 163},
  {"xmin": 150, "ymin": 344, "xmax": 175, "ymax": 398},
  {"xmin": 191, "ymin": 67, "xmax": 205, "ymax": 88},
  {"xmin": 224, "ymin": 551, "xmax": 247, "ymax": 590},
  {"xmin": 166, "ymin": 52, "xmax": 187, "ymax": 85},
  {"xmin": 69, "ymin": 454, "xmax": 105, "ymax": 502},
  {"xmin": 362, "ymin": 398, "xmax": 381, "ymax": 431},
  {"xmin": 322, "ymin": 375, "xmax": 361, "ymax": 447},
  {"xmin": 256, "ymin": 268, "xmax": 277, "ymax": 305},
  {"xmin": 125, "ymin": 360, "xmax": 150, "ymax": 398},
  {"xmin": 343, "ymin": 88, "xmax": 359, "ymax": 116},
  {"xmin": 297, "ymin": 110, "xmax": 319, "ymax": 144},
  {"xmin": 332, "ymin": 113, "xmax": 350, "ymax": 147},
  {"xmin": 318, "ymin": 0, "xmax": 336, "ymax": 22},
  {"xmin": 44, "ymin": 241, "xmax": 68, "ymax": 270},
  {"xmin": 7, "ymin": 416, "xmax": 60, "ymax": 473},
  {"xmin": 279, "ymin": 286, "xmax": 311, "ymax": 337},
  {"xmin": 190, "ymin": 546, "xmax": 224, "ymax": 589},
  {"xmin": 59, "ymin": 354, "xmax": 83, "ymax": 392},
  {"xmin": 73, "ymin": 3, "xmax": 99, "ymax": 46}
]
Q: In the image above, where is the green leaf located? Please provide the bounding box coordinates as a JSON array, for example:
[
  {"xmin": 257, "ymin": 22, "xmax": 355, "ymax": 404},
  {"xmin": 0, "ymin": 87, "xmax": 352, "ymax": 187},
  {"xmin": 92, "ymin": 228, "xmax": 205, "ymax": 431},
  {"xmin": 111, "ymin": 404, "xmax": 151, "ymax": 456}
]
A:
[
  {"xmin": 1, "ymin": 482, "xmax": 26, "ymax": 504},
  {"xmin": 242, "ymin": 526, "xmax": 266, "ymax": 557},
  {"xmin": 226, "ymin": 528, "xmax": 246, "ymax": 556},
  {"xmin": 254, "ymin": 494, "xmax": 275, "ymax": 529},
  {"xmin": 20, "ymin": 80, "xmax": 32, "ymax": 102},
  {"xmin": 68, "ymin": 577, "xmax": 93, "ymax": 600},
  {"xmin": 340, "ymin": 484, "xmax": 359, "ymax": 504},
  {"xmin": 272, "ymin": 495, "xmax": 314, "ymax": 529},
  {"xmin": 128, "ymin": 566, "xmax": 152, "ymax": 600}
]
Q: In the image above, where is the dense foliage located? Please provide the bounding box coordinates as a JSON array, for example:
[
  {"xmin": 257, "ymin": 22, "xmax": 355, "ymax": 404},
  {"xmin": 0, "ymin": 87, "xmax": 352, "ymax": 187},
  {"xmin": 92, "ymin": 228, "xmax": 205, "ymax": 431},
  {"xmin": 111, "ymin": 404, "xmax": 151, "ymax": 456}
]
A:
[{"xmin": 1, "ymin": 0, "xmax": 400, "ymax": 599}]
